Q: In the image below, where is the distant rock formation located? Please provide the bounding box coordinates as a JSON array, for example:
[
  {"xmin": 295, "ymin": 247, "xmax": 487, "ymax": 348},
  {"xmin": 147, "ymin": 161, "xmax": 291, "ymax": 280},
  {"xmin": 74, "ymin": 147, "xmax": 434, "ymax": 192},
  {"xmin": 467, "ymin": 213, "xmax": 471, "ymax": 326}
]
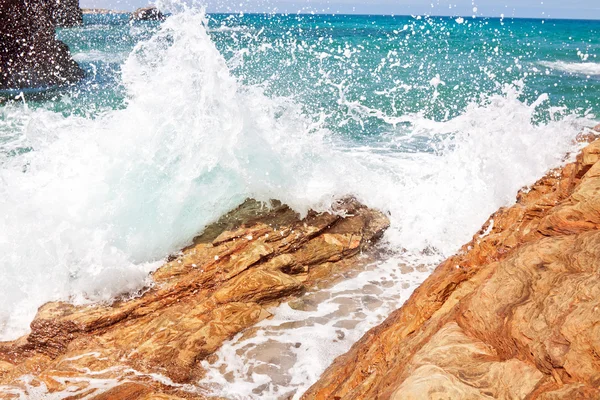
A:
[
  {"xmin": 131, "ymin": 6, "xmax": 165, "ymax": 21},
  {"xmin": 0, "ymin": 199, "xmax": 388, "ymax": 398},
  {"xmin": 0, "ymin": 0, "xmax": 84, "ymax": 90},
  {"xmin": 304, "ymin": 126, "xmax": 600, "ymax": 399},
  {"xmin": 81, "ymin": 8, "xmax": 120, "ymax": 14}
]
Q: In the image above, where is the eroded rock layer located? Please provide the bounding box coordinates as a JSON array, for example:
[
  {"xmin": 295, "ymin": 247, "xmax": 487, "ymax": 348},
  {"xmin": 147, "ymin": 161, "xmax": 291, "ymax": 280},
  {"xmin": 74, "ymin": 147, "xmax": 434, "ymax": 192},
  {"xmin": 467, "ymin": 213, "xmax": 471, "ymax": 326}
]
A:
[
  {"xmin": 0, "ymin": 199, "xmax": 388, "ymax": 399},
  {"xmin": 304, "ymin": 128, "xmax": 600, "ymax": 399}
]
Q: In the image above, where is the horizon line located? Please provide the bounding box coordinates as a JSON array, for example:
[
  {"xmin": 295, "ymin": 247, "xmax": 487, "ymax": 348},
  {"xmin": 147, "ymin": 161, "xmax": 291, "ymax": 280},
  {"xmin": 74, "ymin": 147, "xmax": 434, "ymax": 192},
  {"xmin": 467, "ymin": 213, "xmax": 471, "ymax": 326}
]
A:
[{"xmin": 82, "ymin": 8, "xmax": 600, "ymax": 22}]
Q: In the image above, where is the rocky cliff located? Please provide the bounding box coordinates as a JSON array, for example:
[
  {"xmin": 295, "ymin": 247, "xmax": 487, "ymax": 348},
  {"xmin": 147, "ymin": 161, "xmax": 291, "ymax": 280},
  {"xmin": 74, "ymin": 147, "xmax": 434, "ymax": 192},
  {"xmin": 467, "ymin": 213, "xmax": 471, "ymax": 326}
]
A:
[
  {"xmin": 0, "ymin": 199, "xmax": 388, "ymax": 399},
  {"xmin": 304, "ymin": 127, "xmax": 600, "ymax": 399},
  {"xmin": 50, "ymin": 0, "xmax": 83, "ymax": 27},
  {"xmin": 0, "ymin": 0, "xmax": 83, "ymax": 90}
]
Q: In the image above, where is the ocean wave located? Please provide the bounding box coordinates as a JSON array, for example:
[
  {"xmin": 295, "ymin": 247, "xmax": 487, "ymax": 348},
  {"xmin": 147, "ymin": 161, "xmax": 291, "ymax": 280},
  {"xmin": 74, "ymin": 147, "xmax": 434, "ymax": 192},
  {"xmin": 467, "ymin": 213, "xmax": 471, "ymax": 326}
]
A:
[
  {"xmin": 0, "ymin": 5, "xmax": 596, "ymax": 353},
  {"xmin": 199, "ymin": 82, "xmax": 596, "ymax": 397},
  {"xmin": 539, "ymin": 61, "xmax": 600, "ymax": 76},
  {"xmin": 0, "ymin": 8, "xmax": 344, "ymax": 341}
]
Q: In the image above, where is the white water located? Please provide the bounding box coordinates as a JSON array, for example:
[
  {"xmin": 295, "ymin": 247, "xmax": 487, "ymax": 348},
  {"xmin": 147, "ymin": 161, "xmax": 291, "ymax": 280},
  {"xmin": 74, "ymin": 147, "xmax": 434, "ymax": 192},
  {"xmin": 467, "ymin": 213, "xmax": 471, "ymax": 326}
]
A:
[
  {"xmin": 0, "ymin": 4, "xmax": 597, "ymax": 399},
  {"xmin": 540, "ymin": 61, "xmax": 600, "ymax": 76},
  {"xmin": 200, "ymin": 258, "xmax": 431, "ymax": 399},
  {"xmin": 72, "ymin": 50, "xmax": 130, "ymax": 64},
  {"xmin": 198, "ymin": 83, "xmax": 595, "ymax": 398},
  {"xmin": 0, "ymin": 8, "xmax": 347, "ymax": 340}
]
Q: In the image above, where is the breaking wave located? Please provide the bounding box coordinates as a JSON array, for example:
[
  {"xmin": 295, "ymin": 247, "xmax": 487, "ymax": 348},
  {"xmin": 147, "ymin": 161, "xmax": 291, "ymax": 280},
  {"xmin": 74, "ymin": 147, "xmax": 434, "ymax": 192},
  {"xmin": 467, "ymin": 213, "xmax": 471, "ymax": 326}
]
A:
[{"xmin": 0, "ymin": 7, "xmax": 596, "ymax": 379}]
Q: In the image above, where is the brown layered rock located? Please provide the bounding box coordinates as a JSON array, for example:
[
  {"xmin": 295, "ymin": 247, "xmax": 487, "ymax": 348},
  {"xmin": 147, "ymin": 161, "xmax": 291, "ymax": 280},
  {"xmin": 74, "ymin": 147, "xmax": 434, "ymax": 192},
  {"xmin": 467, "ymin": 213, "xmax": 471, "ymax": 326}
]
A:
[
  {"xmin": 0, "ymin": 198, "xmax": 388, "ymax": 399},
  {"xmin": 304, "ymin": 127, "xmax": 600, "ymax": 399},
  {"xmin": 0, "ymin": 0, "xmax": 84, "ymax": 90}
]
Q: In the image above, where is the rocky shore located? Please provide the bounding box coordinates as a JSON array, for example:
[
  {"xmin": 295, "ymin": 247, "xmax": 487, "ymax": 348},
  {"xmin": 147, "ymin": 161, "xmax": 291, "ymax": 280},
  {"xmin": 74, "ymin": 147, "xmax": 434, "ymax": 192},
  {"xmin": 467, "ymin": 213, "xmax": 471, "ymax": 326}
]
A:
[
  {"xmin": 0, "ymin": 199, "xmax": 388, "ymax": 398},
  {"xmin": 2, "ymin": 123, "xmax": 600, "ymax": 399},
  {"xmin": 304, "ymin": 127, "xmax": 600, "ymax": 399},
  {"xmin": 0, "ymin": 0, "xmax": 83, "ymax": 90}
]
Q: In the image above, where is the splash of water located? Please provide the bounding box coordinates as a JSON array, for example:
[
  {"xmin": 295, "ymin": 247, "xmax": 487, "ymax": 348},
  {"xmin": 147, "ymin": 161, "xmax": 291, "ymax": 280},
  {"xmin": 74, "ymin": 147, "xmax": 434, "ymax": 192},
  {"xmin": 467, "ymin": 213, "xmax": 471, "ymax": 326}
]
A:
[
  {"xmin": 0, "ymin": 8, "xmax": 344, "ymax": 340},
  {"xmin": 0, "ymin": 7, "xmax": 596, "ymax": 389},
  {"xmin": 197, "ymin": 83, "xmax": 595, "ymax": 398}
]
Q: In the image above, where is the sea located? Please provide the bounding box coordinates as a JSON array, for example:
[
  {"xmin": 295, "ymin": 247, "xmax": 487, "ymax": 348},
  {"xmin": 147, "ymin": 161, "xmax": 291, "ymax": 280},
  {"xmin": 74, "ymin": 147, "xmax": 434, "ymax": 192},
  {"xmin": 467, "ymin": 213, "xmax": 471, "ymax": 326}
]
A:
[{"xmin": 0, "ymin": 3, "xmax": 598, "ymax": 398}]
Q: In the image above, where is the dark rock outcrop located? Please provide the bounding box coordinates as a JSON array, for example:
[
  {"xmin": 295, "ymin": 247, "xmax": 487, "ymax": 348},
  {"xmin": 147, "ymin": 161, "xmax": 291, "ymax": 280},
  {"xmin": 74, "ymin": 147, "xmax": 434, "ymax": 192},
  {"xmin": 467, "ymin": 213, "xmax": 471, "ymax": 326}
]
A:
[
  {"xmin": 131, "ymin": 6, "xmax": 165, "ymax": 21},
  {"xmin": 304, "ymin": 127, "xmax": 600, "ymax": 399},
  {"xmin": 50, "ymin": 0, "xmax": 83, "ymax": 27},
  {"xmin": 0, "ymin": 0, "xmax": 84, "ymax": 90}
]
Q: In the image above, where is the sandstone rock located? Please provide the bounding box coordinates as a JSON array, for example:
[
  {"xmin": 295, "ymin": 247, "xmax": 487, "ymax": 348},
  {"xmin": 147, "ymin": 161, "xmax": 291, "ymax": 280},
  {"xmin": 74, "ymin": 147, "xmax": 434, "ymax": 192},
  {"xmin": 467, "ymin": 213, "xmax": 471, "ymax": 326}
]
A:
[
  {"xmin": 0, "ymin": 0, "xmax": 84, "ymax": 90},
  {"xmin": 131, "ymin": 6, "xmax": 166, "ymax": 21},
  {"xmin": 0, "ymin": 198, "xmax": 388, "ymax": 398},
  {"xmin": 304, "ymin": 131, "xmax": 600, "ymax": 399}
]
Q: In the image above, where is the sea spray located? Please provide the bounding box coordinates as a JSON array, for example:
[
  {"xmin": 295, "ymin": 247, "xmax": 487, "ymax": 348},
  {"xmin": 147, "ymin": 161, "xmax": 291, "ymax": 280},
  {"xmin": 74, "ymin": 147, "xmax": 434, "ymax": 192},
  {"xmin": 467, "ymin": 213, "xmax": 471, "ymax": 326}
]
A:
[
  {"xmin": 0, "ymin": 5, "xmax": 597, "ymax": 397},
  {"xmin": 0, "ymin": 8, "xmax": 345, "ymax": 340},
  {"xmin": 198, "ymin": 83, "xmax": 594, "ymax": 398}
]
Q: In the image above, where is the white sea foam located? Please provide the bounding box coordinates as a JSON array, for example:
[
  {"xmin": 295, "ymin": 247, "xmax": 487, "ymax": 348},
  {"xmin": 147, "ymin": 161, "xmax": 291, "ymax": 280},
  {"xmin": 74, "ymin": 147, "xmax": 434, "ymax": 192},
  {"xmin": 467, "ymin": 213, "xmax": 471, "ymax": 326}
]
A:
[
  {"xmin": 0, "ymin": 4, "xmax": 598, "ymax": 399},
  {"xmin": 539, "ymin": 61, "xmax": 600, "ymax": 76},
  {"xmin": 200, "ymin": 258, "xmax": 430, "ymax": 399},
  {"xmin": 198, "ymin": 83, "xmax": 596, "ymax": 398},
  {"xmin": 0, "ymin": 8, "xmax": 345, "ymax": 340},
  {"xmin": 72, "ymin": 50, "xmax": 130, "ymax": 64}
]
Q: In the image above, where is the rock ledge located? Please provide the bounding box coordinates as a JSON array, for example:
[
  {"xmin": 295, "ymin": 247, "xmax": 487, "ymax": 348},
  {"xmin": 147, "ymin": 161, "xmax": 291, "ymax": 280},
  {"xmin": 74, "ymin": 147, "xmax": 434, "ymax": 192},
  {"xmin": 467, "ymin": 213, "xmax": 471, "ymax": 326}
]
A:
[{"xmin": 0, "ymin": 198, "xmax": 388, "ymax": 399}]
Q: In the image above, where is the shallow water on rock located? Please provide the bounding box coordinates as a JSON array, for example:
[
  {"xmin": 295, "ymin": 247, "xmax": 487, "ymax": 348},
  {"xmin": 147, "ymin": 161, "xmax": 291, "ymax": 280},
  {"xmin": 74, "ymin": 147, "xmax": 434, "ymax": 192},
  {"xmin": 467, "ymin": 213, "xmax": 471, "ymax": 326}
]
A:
[{"xmin": 198, "ymin": 257, "xmax": 432, "ymax": 399}]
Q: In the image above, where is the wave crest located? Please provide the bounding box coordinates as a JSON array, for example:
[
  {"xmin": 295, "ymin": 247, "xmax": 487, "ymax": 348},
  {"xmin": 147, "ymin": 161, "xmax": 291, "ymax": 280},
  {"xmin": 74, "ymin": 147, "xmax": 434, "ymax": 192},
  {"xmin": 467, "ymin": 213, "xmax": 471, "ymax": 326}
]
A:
[{"xmin": 540, "ymin": 61, "xmax": 600, "ymax": 76}]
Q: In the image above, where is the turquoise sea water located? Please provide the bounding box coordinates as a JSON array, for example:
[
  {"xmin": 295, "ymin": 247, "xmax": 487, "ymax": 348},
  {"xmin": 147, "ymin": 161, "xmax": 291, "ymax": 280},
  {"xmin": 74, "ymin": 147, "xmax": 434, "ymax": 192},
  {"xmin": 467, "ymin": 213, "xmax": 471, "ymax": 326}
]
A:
[
  {"xmin": 0, "ymin": 9, "xmax": 599, "ymax": 396},
  {"xmin": 14, "ymin": 14, "xmax": 600, "ymax": 137},
  {"xmin": 2, "ymin": 13, "xmax": 598, "ymax": 161}
]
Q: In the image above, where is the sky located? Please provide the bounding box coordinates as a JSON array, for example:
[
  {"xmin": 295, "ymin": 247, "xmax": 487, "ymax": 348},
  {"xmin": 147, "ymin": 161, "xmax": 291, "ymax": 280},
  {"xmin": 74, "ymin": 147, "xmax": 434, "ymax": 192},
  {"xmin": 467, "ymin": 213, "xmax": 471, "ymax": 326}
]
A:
[{"xmin": 80, "ymin": 0, "xmax": 600, "ymax": 19}]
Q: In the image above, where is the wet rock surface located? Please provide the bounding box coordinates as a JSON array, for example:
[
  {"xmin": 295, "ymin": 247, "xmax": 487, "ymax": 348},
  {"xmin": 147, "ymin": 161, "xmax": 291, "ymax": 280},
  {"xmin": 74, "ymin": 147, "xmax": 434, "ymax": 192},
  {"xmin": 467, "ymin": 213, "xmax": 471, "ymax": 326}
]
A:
[
  {"xmin": 304, "ymin": 128, "xmax": 600, "ymax": 399},
  {"xmin": 50, "ymin": 0, "xmax": 83, "ymax": 27},
  {"xmin": 0, "ymin": 198, "xmax": 388, "ymax": 399},
  {"xmin": 0, "ymin": 0, "xmax": 84, "ymax": 90},
  {"xmin": 131, "ymin": 6, "xmax": 166, "ymax": 21}
]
